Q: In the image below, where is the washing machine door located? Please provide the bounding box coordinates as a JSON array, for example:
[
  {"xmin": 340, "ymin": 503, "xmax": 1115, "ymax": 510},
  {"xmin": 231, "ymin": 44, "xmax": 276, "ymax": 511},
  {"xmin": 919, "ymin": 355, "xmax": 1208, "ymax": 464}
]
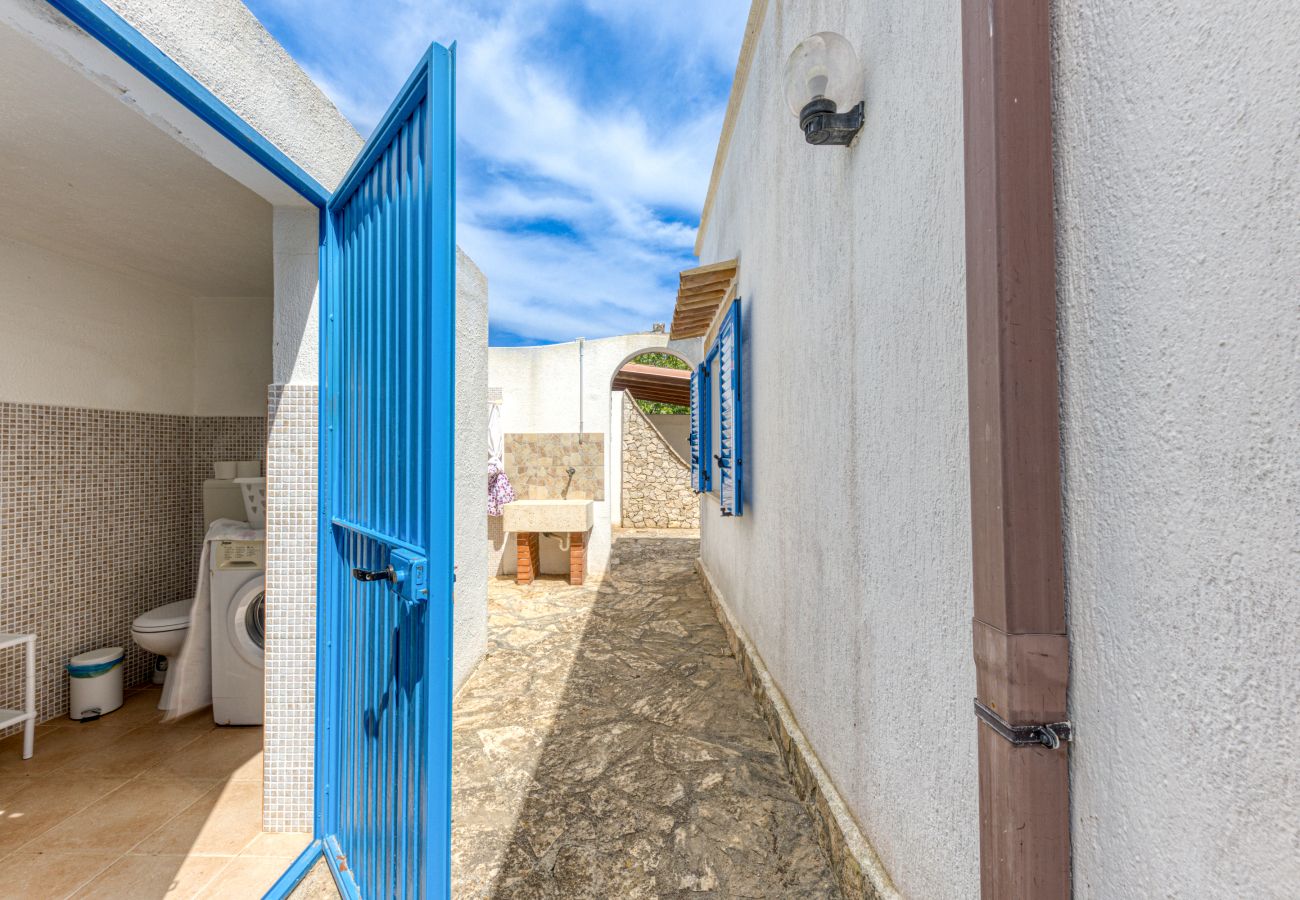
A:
[{"xmin": 229, "ymin": 576, "xmax": 265, "ymax": 668}]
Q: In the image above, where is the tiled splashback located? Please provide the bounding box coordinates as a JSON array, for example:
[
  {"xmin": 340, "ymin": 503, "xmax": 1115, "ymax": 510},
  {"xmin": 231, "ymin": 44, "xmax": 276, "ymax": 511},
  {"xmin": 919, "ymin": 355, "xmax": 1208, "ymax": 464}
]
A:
[
  {"xmin": 0, "ymin": 402, "xmax": 265, "ymax": 727},
  {"xmin": 504, "ymin": 433, "xmax": 605, "ymax": 501},
  {"xmin": 191, "ymin": 416, "xmax": 267, "ymax": 565}
]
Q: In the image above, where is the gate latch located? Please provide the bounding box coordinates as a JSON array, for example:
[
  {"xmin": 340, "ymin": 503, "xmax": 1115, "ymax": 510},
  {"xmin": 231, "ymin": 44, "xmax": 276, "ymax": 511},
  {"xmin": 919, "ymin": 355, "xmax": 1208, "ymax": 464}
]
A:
[
  {"xmin": 351, "ymin": 548, "xmax": 428, "ymax": 604},
  {"xmin": 973, "ymin": 698, "xmax": 1072, "ymax": 750}
]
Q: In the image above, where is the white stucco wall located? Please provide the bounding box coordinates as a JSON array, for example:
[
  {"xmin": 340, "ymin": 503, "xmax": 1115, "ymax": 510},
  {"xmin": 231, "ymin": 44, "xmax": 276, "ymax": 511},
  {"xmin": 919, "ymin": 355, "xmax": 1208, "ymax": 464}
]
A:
[
  {"xmin": 1053, "ymin": 4, "xmax": 1300, "ymax": 896},
  {"xmin": 271, "ymin": 206, "xmax": 320, "ymax": 386},
  {"xmin": 0, "ymin": 234, "xmax": 277, "ymax": 417},
  {"xmin": 488, "ymin": 333, "xmax": 700, "ymax": 577},
  {"xmin": 0, "ymin": 235, "xmax": 192, "ymax": 413},
  {"xmin": 104, "ymin": 0, "xmax": 363, "ymax": 192},
  {"xmin": 192, "ymin": 296, "xmax": 273, "ymax": 416},
  {"xmin": 646, "ymin": 413, "xmax": 690, "ymax": 462},
  {"xmin": 454, "ymin": 250, "xmax": 489, "ymax": 692},
  {"xmin": 695, "ymin": 1, "xmax": 974, "ymax": 897}
]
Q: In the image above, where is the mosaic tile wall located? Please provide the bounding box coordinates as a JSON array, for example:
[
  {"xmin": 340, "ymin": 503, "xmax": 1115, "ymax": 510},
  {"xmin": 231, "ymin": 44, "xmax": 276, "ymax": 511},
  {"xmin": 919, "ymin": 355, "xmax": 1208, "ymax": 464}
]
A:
[
  {"xmin": 191, "ymin": 415, "xmax": 267, "ymax": 561},
  {"xmin": 504, "ymin": 432, "xmax": 605, "ymax": 501},
  {"xmin": 263, "ymin": 384, "xmax": 318, "ymax": 832},
  {"xmin": 0, "ymin": 403, "xmax": 262, "ymax": 730}
]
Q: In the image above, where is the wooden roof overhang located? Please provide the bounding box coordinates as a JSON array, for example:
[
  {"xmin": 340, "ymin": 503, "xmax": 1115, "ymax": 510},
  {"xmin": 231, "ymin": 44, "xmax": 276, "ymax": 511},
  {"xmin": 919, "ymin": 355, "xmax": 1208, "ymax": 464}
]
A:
[
  {"xmin": 669, "ymin": 258, "xmax": 738, "ymax": 339},
  {"xmin": 611, "ymin": 362, "xmax": 691, "ymax": 406}
]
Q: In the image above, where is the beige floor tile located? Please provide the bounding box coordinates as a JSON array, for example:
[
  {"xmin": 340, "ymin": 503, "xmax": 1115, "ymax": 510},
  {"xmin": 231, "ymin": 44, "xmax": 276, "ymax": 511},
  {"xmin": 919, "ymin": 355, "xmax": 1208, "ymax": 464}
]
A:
[
  {"xmin": 237, "ymin": 831, "xmax": 312, "ymax": 859},
  {"xmin": 61, "ymin": 725, "xmax": 211, "ymax": 779},
  {"xmin": 165, "ymin": 708, "xmax": 224, "ymax": 730},
  {"xmin": 69, "ymin": 854, "xmax": 231, "ymax": 900},
  {"xmin": 0, "ymin": 774, "xmax": 128, "ymax": 853},
  {"xmin": 142, "ymin": 727, "xmax": 263, "ymax": 783},
  {"xmin": 133, "ymin": 781, "xmax": 262, "ymax": 857},
  {"xmin": 197, "ymin": 855, "xmax": 292, "ymax": 899},
  {"xmin": 0, "ymin": 725, "xmax": 136, "ymax": 777},
  {"xmin": 79, "ymin": 689, "xmax": 165, "ymax": 729},
  {"xmin": 0, "ymin": 849, "xmax": 121, "ymax": 900},
  {"xmin": 28, "ymin": 777, "xmax": 210, "ymax": 853}
]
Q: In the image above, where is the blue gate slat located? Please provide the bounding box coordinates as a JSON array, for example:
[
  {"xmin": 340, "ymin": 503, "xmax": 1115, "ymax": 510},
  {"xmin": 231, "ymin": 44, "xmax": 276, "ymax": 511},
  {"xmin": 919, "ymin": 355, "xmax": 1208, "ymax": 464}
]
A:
[{"xmin": 318, "ymin": 43, "xmax": 454, "ymax": 898}]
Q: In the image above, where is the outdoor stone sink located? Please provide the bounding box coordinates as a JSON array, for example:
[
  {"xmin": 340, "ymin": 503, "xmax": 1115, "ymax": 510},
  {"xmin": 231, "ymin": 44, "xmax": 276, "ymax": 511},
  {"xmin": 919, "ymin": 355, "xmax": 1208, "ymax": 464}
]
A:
[{"xmin": 503, "ymin": 499, "xmax": 594, "ymax": 534}]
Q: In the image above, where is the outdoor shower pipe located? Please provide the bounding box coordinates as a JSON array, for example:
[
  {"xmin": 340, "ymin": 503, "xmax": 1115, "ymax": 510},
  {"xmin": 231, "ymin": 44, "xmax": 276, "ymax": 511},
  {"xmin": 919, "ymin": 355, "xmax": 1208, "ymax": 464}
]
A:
[{"xmin": 577, "ymin": 337, "xmax": 585, "ymax": 441}]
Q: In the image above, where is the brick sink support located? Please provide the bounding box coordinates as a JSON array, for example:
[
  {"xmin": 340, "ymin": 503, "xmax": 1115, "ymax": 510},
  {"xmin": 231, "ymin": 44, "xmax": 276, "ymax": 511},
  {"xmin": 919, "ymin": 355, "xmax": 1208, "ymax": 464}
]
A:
[
  {"xmin": 515, "ymin": 532, "xmax": 540, "ymax": 584},
  {"xmin": 514, "ymin": 530, "xmax": 588, "ymax": 586},
  {"xmin": 568, "ymin": 531, "xmax": 586, "ymax": 585}
]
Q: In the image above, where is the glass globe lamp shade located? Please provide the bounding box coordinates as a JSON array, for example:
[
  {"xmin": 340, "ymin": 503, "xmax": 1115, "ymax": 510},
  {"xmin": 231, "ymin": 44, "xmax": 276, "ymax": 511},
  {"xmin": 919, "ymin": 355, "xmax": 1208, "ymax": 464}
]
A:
[{"xmin": 783, "ymin": 32, "xmax": 861, "ymax": 118}]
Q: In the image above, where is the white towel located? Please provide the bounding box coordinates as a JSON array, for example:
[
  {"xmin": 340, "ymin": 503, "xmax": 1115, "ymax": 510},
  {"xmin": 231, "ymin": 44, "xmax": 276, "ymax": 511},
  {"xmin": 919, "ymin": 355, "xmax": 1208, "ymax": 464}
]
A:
[
  {"xmin": 488, "ymin": 401, "xmax": 505, "ymax": 468},
  {"xmin": 163, "ymin": 519, "xmax": 265, "ymax": 721}
]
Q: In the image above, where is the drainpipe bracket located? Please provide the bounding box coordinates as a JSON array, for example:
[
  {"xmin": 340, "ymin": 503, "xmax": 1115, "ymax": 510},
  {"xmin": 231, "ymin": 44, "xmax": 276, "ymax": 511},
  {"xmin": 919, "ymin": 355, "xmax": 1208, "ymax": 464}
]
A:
[{"xmin": 973, "ymin": 698, "xmax": 1072, "ymax": 750}]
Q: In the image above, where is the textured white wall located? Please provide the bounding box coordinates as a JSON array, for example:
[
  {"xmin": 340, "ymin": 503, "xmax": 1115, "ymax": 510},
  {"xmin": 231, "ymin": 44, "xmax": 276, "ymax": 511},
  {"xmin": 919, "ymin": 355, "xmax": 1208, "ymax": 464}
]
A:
[
  {"xmin": 454, "ymin": 250, "xmax": 489, "ymax": 692},
  {"xmin": 488, "ymin": 333, "xmax": 699, "ymax": 576},
  {"xmin": 192, "ymin": 296, "xmax": 272, "ymax": 416},
  {"xmin": 271, "ymin": 206, "xmax": 320, "ymax": 386},
  {"xmin": 646, "ymin": 414, "xmax": 690, "ymax": 462},
  {"xmin": 1053, "ymin": 4, "xmax": 1300, "ymax": 896},
  {"xmin": 0, "ymin": 234, "xmax": 203, "ymax": 415},
  {"xmin": 695, "ymin": 1, "xmax": 974, "ymax": 897},
  {"xmin": 103, "ymin": 0, "xmax": 363, "ymax": 192},
  {"xmin": 608, "ymin": 390, "xmax": 626, "ymax": 528}
]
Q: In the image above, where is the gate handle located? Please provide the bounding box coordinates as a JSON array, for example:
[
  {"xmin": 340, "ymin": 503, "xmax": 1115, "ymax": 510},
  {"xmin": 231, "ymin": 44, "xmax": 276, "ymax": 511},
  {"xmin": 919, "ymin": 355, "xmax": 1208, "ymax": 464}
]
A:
[{"xmin": 352, "ymin": 567, "xmax": 394, "ymax": 583}]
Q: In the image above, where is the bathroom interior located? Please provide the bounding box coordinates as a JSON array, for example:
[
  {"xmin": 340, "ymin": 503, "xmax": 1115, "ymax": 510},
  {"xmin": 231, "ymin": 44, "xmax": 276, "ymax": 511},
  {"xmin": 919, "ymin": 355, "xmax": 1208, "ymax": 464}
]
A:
[{"xmin": 0, "ymin": 19, "xmax": 290, "ymax": 878}]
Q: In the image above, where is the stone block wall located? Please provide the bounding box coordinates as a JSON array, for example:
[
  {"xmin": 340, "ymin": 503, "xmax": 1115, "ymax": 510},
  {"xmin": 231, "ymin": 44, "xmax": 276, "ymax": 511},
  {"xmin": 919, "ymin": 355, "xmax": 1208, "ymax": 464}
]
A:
[{"xmin": 620, "ymin": 393, "xmax": 699, "ymax": 529}]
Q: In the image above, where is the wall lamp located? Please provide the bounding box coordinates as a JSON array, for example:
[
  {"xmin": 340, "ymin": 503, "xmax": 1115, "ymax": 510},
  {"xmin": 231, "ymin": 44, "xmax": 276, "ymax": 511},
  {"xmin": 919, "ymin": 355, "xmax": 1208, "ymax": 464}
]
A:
[{"xmin": 784, "ymin": 32, "xmax": 864, "ymax": 146}]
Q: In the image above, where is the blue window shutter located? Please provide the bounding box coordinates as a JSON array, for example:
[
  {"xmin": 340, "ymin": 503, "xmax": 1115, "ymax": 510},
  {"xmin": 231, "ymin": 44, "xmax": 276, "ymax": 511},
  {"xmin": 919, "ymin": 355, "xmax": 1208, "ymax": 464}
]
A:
[
  {"xmin": 717, "ymin": 300, "xmax": 744, "ymax": 516},
  {"xmin": 699, "ymin": 360, "xmax": 713, "ymax": 493},
  {"xmin": 689, "ymin": 367, "xmax": 702, "ymax": 492}
]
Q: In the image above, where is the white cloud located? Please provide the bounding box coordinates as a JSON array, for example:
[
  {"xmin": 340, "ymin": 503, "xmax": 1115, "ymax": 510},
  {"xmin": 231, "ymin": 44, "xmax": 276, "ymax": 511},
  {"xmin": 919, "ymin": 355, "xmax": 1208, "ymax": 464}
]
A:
[{"xmin": 245, "ymin": 0, "xmax": 749, "ymax": 342}]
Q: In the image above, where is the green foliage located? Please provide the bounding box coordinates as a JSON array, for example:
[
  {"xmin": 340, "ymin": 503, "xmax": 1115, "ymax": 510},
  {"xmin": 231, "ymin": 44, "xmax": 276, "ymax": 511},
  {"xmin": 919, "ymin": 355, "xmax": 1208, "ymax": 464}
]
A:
[
  {"xmin": 628, "ymin": 352, "xmax": 690, "ymax": 414},
  {"xmin": 637, "ymin": 398, "xmax": 689, "ymax": 415},
  {"xmin": 632, "ymin": 352, "xmax": 689, "ymax": 371}
]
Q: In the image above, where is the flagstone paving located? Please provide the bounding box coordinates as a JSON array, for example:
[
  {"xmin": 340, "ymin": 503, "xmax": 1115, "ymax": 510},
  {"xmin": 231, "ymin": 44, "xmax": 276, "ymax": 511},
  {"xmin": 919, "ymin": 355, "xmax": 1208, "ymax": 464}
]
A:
[{"xmin": 452, "ymin": 530, "xmax": 841, "ymax": 898}]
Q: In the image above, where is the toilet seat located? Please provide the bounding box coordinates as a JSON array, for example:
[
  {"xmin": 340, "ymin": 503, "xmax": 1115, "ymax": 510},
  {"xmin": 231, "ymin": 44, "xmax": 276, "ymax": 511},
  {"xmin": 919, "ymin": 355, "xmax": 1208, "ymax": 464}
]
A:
[{"xmin": 132, "ymin": 599, "xmax": 192, "ymax": 633}]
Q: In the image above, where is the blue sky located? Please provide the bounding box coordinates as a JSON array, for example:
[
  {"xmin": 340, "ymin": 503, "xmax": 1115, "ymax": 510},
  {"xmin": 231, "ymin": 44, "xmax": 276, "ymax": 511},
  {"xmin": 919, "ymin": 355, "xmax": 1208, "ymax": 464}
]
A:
[{"xmin": 242, "ymin": 0, "xmax": 750, "ymax": 346}]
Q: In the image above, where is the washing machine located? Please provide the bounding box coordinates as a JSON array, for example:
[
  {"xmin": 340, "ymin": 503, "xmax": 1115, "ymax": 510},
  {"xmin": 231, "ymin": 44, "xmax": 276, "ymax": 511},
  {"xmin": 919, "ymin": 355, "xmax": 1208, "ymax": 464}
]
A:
[{"xmin": 209, "ymin": 538, "xmax": 266, "ymax": 725}]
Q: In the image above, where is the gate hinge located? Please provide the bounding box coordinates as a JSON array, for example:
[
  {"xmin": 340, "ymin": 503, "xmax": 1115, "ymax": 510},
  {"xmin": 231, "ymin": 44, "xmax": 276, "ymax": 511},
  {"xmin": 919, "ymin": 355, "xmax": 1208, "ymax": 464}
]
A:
[{"xmin": 973, "ymin": 698, "xmax": 1072, "ymax": 750}]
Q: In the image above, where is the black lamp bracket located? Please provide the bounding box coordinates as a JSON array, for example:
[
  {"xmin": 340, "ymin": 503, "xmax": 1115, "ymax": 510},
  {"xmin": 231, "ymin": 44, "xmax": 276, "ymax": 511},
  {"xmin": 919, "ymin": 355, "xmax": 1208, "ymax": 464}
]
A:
[{"xmin": 799, "ymin": 98, "xmax": 865, "ymax": 146}]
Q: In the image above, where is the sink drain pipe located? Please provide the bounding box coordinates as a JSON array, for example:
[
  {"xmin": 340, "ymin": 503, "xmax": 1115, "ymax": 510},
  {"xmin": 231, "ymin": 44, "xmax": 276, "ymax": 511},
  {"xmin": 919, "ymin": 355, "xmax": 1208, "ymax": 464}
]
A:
[{"xmin": 961, "ymin": 1, "xmax": 1072, "ymax": 897}]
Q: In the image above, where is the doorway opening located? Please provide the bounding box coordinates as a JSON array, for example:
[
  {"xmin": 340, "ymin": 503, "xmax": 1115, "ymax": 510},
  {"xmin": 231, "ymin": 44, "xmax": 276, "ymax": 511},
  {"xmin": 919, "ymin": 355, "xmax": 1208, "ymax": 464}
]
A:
[{"xmin": 610, "ymin": 350, "xmax": 699, "ymax": 531}]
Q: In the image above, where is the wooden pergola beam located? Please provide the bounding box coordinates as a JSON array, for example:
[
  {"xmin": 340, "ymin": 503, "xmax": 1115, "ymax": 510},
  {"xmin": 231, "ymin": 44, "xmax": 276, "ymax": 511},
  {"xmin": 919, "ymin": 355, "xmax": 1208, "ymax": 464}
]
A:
[{"xmin": 670, "ymin": 259, "xmax": 738, "ymax": 340}]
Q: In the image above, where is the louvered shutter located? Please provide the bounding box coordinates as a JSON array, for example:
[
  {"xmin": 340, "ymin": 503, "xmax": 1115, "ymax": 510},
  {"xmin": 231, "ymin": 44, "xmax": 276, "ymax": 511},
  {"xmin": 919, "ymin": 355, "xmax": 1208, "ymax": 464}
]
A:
[
  {"xmin": 689, "ymin": 366, "xmax": 702, "ymax": 492},
  {"xmin": 716, "ymin": 300, "xmax": 744, "ymax": 516}
]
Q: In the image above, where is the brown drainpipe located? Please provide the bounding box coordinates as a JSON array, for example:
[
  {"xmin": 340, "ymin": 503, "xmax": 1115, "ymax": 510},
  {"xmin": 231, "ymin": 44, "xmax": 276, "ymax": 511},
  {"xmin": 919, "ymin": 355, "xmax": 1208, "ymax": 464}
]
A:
[{"xmin": 961, "ymin": 1, "xmax": 1072, "ymax": 897}]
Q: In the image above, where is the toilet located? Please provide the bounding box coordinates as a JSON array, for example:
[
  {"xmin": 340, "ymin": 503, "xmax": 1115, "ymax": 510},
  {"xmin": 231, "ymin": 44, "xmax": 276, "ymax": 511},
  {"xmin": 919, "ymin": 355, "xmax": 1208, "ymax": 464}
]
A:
[
  {"xmin": 130, "ymin": 599, "xmax": 192, "ymax": 710},
  {"xmin": 130, "ymin": 478, "xmax": 246, "ymax": 710}
]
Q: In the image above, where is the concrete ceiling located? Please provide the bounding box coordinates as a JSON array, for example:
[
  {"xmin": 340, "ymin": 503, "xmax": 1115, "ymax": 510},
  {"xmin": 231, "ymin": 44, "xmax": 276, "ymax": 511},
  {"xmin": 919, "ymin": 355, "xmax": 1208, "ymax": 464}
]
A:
[{"xmin": 0, "ymin": 22, "xmax": 273, "ymax": 297}]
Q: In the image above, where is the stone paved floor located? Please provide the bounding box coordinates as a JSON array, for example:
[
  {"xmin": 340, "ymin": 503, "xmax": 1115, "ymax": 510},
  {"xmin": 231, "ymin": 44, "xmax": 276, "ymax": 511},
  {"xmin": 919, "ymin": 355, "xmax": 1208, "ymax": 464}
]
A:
[{"xmin": 452, "ymin": 530, "xmax": 840, "ymax": 898}]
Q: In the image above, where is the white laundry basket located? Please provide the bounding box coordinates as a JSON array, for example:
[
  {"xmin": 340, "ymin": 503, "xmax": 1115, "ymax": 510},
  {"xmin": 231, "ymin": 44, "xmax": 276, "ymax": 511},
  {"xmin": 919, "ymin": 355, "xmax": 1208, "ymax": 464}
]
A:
[
  {"xmin": 234, "ymin": 477, "xmax": 267, "ymax": 528},
  {"xmin": 67, "ymin": 646, "xmax": 124, "ymax": 720}
]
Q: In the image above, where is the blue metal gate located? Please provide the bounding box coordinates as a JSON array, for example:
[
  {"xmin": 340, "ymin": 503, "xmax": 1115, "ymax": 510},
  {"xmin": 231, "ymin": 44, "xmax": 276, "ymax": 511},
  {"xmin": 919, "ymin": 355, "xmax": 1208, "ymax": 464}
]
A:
[{"xmin": 306, "ymin": 43, "xmax": 455, "ymax": 899}]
